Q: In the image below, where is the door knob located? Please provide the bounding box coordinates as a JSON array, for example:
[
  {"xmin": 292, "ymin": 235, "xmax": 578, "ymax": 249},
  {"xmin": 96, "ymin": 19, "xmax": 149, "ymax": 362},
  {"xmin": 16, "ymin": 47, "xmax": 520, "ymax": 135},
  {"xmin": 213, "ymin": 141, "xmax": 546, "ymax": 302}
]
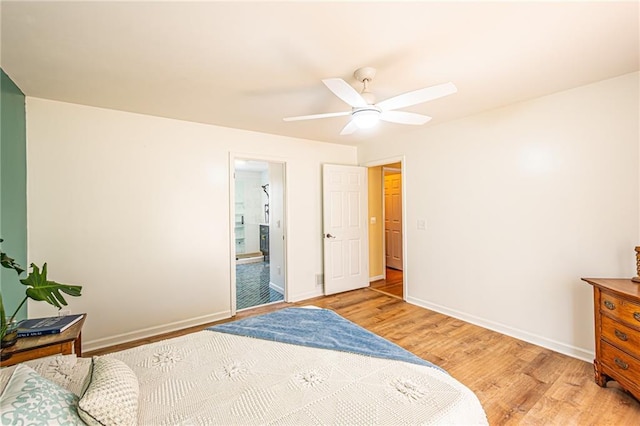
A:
[{"xmin": 325, "ymin": 233, "xmax": 336, "ymax": 239}]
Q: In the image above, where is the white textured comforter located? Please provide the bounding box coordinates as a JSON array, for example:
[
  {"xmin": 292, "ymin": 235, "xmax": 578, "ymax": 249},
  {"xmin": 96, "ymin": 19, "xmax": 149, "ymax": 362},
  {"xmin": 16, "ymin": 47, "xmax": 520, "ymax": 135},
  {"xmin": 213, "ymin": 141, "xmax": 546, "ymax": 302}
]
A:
[{"xmin": 2, "ymin": 329, "xmax": 487, "ymax": 425}]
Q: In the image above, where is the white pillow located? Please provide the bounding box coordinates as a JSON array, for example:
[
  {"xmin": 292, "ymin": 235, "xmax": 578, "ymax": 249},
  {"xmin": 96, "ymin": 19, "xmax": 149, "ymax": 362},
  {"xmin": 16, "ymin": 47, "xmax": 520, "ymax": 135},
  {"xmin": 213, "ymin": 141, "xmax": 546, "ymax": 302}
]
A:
[
  {"xmin": 0, "ymin": 364, "xmax": 84, "ymax": 425},
  {"xmin": 78, "ymin": 356, "xmax": 139, "ymax": 426}
]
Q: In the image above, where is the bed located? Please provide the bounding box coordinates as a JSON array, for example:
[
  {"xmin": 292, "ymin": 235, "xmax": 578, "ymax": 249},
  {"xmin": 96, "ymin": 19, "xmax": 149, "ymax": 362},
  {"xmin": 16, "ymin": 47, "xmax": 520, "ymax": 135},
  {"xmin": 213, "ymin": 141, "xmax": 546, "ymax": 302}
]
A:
[{"xmin": 0, "ymin": 307, "xmax": 488, "ymax": 425}]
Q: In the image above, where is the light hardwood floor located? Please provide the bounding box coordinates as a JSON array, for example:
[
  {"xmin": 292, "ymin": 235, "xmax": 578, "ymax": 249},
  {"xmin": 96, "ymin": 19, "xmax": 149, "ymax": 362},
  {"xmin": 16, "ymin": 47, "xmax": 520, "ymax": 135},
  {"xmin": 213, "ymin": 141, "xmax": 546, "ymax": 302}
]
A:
[
  {"xmin": 370, "ymin": 267, "xmax": 403, "ymax": 298},
  {"xmin": 85, "ymin": 288, "xmax": 640, "ymax": 425}
]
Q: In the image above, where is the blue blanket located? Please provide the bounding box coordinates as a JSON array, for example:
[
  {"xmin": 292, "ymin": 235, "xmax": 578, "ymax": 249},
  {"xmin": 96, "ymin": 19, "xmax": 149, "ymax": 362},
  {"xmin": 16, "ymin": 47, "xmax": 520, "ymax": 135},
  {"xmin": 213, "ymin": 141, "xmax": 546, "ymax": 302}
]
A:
[{"xmin": 208, "ymin": 307, "xmax": 443, "ymax": 371}]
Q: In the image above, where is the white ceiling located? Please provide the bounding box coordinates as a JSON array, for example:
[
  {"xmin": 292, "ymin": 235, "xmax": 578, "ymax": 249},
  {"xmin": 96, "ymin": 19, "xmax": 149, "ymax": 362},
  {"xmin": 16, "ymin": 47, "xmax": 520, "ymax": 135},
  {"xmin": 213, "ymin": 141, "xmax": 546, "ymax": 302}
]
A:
[{"xmin": 1, "ymin": 1, "xmax": 638, "ymax": 146}]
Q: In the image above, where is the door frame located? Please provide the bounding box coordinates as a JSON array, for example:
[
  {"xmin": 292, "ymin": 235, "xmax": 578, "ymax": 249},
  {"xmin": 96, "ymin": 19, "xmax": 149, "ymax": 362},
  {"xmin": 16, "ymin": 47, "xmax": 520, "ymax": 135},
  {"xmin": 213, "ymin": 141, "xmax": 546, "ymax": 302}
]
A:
[
  {"xmin": 362, "ymin": 156, "xmax": 407, "ymax": 299},
  {"xmin": 229, "ymin": 152, "xmax": 288, "ymax": 316}
]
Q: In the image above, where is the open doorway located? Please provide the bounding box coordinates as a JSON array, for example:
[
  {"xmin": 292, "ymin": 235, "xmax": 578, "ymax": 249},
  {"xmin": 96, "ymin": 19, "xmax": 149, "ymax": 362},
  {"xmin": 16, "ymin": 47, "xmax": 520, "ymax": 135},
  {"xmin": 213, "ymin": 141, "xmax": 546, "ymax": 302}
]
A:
[
  {"xmin": 232, "ymin": 158, "xmax": 286, "ymax": 311},
  {"xmin": 367, "ymin": 160, "xmax": 404, "ymax": 299}
]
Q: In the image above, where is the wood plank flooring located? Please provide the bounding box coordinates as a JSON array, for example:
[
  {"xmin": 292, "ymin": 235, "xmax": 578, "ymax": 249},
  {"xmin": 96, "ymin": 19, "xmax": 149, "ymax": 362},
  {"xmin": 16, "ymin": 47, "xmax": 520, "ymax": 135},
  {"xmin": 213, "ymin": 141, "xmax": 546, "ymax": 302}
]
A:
[
  {"xmin": 85, "ymin": 288, "xmax": 640, "ymax": 425},
  {"xmin": 370, "ymin": 267, "xmax": 403, "ymax": 298}
]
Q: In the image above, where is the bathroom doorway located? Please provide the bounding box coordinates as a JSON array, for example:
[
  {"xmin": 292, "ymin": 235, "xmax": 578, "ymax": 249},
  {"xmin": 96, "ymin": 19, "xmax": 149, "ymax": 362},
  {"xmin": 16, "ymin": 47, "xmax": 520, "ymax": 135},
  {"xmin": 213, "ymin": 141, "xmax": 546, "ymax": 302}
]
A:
[{"xmin": 232, "ymin": 158, "xmax": 286, "ymax": 311}]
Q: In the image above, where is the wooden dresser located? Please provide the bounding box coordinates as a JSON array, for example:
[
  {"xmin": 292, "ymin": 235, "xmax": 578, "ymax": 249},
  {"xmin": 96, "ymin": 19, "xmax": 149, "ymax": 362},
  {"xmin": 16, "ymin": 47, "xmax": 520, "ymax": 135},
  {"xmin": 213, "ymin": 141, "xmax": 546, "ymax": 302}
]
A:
[{"xmin": 582, "ymin": 278, "xmax": 640, "ymax": 399}]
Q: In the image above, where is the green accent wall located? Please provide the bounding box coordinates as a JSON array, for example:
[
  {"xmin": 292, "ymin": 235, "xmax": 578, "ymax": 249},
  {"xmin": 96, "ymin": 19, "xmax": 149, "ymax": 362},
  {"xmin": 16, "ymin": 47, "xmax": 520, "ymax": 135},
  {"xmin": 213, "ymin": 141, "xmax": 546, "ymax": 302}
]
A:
[{"xmin": 0, "ymin": 69, "xmax": 27, "ymax": 321}]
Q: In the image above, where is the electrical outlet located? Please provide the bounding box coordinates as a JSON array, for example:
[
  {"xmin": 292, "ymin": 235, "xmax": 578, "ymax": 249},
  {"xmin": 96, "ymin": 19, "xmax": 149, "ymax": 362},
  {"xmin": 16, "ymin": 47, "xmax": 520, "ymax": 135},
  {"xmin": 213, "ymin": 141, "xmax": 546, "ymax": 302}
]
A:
[{"xmin": 58, "ymin": 310, "xmax": 71, "ymax": 316}]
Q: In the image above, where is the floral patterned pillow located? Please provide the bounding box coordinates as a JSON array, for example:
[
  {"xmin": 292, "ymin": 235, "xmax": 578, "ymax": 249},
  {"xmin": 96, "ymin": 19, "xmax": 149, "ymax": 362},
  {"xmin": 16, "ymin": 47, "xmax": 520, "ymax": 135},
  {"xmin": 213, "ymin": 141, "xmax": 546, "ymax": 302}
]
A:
[{"xmin": 0, "ymin": 364, "xmax": 84, "ymax": 425}]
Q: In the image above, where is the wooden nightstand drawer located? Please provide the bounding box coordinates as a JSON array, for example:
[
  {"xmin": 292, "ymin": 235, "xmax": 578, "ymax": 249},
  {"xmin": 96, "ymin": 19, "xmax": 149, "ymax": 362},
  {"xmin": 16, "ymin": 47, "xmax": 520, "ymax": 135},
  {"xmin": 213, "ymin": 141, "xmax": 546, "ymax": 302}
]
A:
[
  {"xmin": 600, "ymin": 291, "xmax": 640, "ymax": 327},
  {"xmin": 600, "ymin": 340, "xmax": 640, "ymax": 392},
  {"xmin": 601, "ymin": 314, "xmax": 640, "ymax": 358}
]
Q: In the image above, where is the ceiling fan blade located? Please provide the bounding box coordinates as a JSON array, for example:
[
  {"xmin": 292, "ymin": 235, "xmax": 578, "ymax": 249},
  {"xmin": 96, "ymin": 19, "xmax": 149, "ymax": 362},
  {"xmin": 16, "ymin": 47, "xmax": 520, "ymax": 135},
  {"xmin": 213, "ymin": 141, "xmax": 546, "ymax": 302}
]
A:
[
  {"xmin": 283, "ymin": 111, "xmax": 351, "ymax": 122},
  {"xmin": 380, "ymin": 110, "xmax": 432, "ymax": 125},
  {"xmin": 339, "ymin": 119, "xmax": 359, "ymax": 135},
  {"xmin": 322, "ymin": 78, "xmax": 368, "ymax": 108},
  {"xmin": 376, "ymin": 82, "xmax": 457, "ymax": 111}
]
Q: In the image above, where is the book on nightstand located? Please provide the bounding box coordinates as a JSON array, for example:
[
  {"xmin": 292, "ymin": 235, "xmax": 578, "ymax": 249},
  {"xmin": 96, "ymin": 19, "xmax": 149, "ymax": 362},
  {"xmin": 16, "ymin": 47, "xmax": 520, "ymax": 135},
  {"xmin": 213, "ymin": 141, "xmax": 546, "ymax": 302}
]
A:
[{"xmin": 16, "ymin": 313, "xmax": 84, "ymax": 337}]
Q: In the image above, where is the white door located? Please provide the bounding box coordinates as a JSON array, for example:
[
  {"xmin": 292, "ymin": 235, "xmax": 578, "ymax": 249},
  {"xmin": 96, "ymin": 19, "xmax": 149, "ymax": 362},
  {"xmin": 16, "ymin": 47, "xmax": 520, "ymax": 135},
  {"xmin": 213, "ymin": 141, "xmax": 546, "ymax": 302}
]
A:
[
  {"xmin": 384, "ymin": 172, "xmax": 403, "ymax": 270},
  {"xmin": 323, "ymin": 164, "xmax": 369, "ymax": 295}
]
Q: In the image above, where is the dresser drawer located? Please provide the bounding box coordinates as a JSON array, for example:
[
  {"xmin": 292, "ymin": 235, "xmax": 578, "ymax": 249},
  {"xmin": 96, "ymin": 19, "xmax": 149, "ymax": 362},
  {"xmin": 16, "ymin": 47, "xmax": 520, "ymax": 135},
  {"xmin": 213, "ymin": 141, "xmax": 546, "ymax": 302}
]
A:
[
  {"xmin": 601, "ymin": 315, "xmax": 640, "ymax": 358},
  {"xmin": 584, "ymin": 279, "xmax": 640, "ymax": 400},
  {"xmin": 600, "ymin": 291, "xmax": 640, "ymax": 327},
  {"xmin": 600, "ymin": 340, "xmax": 640, "ymax": 392}
]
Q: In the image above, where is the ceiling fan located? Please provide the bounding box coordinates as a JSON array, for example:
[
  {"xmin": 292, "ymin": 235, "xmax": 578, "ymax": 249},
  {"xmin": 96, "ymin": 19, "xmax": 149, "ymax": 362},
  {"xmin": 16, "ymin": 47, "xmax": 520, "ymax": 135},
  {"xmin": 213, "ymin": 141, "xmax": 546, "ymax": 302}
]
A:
[{"xmin": 283, "ymin": 67, "xmax": 457, "ymax": 135}]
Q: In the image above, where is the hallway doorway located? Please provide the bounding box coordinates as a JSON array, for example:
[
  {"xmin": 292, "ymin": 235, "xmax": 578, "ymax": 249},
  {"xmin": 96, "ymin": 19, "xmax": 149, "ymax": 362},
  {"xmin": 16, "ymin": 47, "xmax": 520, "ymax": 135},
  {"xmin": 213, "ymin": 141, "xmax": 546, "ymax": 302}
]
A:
[{"xmin": 366, "ymin": 159, "xmax": 405, "ymax": 299}]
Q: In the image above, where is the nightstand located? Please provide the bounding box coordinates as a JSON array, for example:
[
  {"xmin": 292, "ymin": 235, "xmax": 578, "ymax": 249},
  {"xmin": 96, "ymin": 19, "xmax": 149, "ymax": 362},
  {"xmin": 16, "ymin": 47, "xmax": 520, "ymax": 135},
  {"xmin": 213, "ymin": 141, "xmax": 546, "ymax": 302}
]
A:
[
  {"xmin": 0, "ymin": 314, "xmax": 86, "ymax": 367},
  {"xmin": 582, "ymin": 279, "xmax": 640, "ymax": 400}
]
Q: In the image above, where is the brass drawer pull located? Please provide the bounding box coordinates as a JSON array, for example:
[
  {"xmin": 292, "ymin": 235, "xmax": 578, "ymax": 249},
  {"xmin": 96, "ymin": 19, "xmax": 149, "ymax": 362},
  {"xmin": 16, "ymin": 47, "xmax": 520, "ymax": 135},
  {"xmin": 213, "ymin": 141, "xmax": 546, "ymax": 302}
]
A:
[
  {"xmin": 634, "ymin": 312, "xmax": 640, "ymax": 322},
  {"xmin": 614, "ymin": 329, "xmax": 628, "ymax": 341},
  {"xmin": 604, "ymin": 300, "xmax": 615, "ymax": 310},
  {"xmin": 614, "ymin": 358, "xmax": 629, "ymax": 370}
]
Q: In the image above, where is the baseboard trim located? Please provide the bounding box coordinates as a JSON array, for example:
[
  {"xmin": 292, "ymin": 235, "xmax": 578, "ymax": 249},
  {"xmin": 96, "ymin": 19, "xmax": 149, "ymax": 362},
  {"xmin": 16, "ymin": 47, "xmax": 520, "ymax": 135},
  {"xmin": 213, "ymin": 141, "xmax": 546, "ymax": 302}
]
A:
[
  {"xmin": 369, "ymin": 275, "xmax": 384, "ymax": 282},
  {"xmin": 83, "ymin": 310, "xmax": 231, "ymax": 353},
  {"xmin": 236, "ymin": 256, "xmax": 263, "ymax": 265},
  {"xmin": 405, "ymin": 296, "xmax": 594, "ymax": 363},
  {"xmin": 269, "ymin": 282, "xmax": 284, "ymax": 294},
  {"xmin": 289, "ymin": 288, "xmax": 324, "ymax": 303}
]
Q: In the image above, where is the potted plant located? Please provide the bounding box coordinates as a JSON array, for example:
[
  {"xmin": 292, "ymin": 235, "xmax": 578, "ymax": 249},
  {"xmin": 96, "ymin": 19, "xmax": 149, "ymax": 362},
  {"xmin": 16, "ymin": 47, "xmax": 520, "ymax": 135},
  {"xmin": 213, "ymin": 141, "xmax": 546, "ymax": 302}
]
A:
[{"xmin": 0, "ymin": 239, "xmax": 82, "ymax": 348}]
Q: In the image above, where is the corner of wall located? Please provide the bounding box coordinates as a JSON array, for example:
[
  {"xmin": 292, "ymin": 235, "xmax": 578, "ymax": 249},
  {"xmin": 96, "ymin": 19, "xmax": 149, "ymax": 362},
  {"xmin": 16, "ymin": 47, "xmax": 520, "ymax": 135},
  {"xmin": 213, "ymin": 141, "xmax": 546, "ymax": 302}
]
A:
[{"xmin": 0, "ymin": 68, "xmax": 28, "ymax": 320}]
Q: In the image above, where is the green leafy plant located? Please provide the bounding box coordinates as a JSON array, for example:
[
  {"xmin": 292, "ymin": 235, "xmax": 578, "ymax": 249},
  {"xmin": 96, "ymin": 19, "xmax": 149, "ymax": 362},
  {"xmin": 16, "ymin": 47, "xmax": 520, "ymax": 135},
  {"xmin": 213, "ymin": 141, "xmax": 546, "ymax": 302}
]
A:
[{"xmin": 0, "ymin": 239, "xmax": 82, "ymax": 341}]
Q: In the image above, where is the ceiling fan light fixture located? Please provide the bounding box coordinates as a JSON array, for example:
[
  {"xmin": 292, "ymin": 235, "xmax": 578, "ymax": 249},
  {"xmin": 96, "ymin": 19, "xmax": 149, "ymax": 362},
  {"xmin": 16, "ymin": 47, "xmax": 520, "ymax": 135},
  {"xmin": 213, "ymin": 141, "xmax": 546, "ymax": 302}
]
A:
[{"xmin": 352, "ymin": 108, "xmax": 381, "ymax": 129}]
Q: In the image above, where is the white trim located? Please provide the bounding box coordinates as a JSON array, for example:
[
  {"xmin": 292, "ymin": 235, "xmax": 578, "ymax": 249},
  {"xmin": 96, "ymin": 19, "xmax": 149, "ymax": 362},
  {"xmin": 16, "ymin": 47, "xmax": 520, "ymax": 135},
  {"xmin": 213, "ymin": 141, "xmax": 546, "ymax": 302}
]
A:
[
  {"xmin": 383, "ymin": 167, "xmax": 402, "ymax": 174},
  {"xmin": 381, "ymin": 169, "xmax": 387, "ymax": 276},
  {"xmin": 363, "ymin": 156, "xmax": 404, "ymax": 168},
  {"xmin": 229, "ymin": 155, "xmax": 237, "ymax": 317},
  {"xmin": 406, "ymin": 296, "xmax": 595, "ymax": 362},
  {"xmin": 369, "ymin": 274, "xmax": 384, "ymax": 282},
  {"xmin": 83, "ymin": 311, "xmax": 230, "ymax": 352},
  {"xmin": 269, "ymin": 281, "xmax": 284, "ymax": 294},
  {"xmin": 236, "ymin": 256, "xmax": 264, "ymax": 265}
]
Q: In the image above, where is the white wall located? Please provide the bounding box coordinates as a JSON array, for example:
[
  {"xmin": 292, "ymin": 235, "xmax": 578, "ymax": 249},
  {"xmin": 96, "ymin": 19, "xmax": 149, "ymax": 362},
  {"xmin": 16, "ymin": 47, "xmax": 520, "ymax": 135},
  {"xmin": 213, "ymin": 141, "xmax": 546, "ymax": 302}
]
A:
[
  {"xmin": 359, "ymin": 72, "xmax": 639, "ymax": 361},
  {"xmin": 26, "ymin": 98, "xmax": 357, "ymax": 351}
]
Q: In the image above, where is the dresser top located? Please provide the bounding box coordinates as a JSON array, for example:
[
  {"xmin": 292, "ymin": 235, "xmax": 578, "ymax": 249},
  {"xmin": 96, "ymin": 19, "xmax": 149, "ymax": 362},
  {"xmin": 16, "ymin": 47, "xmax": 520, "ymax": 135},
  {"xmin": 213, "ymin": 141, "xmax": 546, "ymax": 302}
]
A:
[{"xmin": 582, "ymin": 278, "xmax": 640, "ymax": 299}]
